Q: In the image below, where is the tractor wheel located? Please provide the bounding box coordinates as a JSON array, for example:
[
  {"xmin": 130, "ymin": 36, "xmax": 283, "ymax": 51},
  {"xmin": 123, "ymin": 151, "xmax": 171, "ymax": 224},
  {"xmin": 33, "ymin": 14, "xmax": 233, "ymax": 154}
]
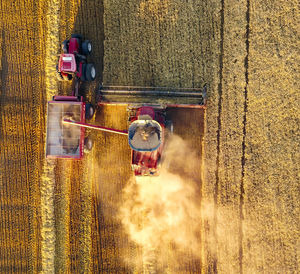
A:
[
  {"xmin": 80, "ymin": 64, "xmax": 87, "ymax": 81},
  {"xmin": 85, "ymin": 64, "xmax": 96, "ymax": 81},
  {"xmin": 61, "ymin": 39, "xmax": 69, "ymax": 53},
  {"xmin": 84, "ymin": 137, "xmax": 93, "ymax": 153},
  {"xmin": 67, "ymin": 74, "xmax": 73, "ymax": 81},
  {"xmin": 56, "ymin": 64, "xmax": 64, "ymax": 81},
  {"xmin": 82, "ymin": 40, "xmax": 92, "ymax": 55},
  {"xmin": 71, "ymin": 34, "xmax": 83, "ymax": 40},
  {"xmin": 85, "ymin": 103, "xmax": 95, "ymax": 120}
]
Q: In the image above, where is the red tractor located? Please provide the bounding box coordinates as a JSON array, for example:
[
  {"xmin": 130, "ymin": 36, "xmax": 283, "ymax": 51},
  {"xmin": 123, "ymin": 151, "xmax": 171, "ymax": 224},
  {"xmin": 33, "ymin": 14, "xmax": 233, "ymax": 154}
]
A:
[{"xmin": 56, "ymin": 34, "xmax": 96, "ymax": 82}]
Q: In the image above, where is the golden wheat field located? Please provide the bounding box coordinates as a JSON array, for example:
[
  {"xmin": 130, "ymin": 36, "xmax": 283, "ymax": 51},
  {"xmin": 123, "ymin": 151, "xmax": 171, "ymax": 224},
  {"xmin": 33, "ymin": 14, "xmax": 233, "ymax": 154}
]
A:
[{"xmin": 0, "ymin": 0, "xmax": 299, "ymax": 273}]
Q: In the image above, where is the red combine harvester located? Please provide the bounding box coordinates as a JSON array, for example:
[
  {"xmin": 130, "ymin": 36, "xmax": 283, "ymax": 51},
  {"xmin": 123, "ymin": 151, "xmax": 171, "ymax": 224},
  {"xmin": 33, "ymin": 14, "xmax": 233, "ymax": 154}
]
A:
[
  {"xmin": 46, "ymin": 35, "xmax": 99, "ymax": 159},
  {"xmin": 97, "ymin": 85, "xmax": 207, "ymax": 176}
]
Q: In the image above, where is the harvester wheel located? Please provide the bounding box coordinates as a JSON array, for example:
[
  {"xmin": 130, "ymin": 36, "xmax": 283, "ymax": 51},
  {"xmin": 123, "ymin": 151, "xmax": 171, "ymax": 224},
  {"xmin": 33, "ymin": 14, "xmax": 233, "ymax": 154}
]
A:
[
  {"xmin": 84, "ymin": 137, "xmax": 93, "ymax": 153},
  {"xmin": 85, "ymin": 64, "xmax": 96, "ymax": 81},
  {"xmin": 82, "ymin": 40, "xmax": 92, "ymax": 55},
  {"xmin": 85, "ymin": 103, "xmax": 95, "ymax": 120}
]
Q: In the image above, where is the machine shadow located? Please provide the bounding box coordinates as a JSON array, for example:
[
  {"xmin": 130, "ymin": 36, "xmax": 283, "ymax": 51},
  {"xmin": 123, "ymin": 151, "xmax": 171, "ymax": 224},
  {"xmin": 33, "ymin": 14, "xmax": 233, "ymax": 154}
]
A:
[
  {"xmin": 70, "ymin": 2, "xmax": 136, "ymax": 273},
  {"xmin": 69, "ymin": 1, "xmax": 132, "ymax": 273},
  {"xmin": 71, "ymin": 0, "xmax": 104, "ymax": 104}
]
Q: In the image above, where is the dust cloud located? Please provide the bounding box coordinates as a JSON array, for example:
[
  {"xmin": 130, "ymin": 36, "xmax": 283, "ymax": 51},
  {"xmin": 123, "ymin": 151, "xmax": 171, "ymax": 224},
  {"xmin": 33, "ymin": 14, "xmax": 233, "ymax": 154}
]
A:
[{"xmin": 119, "ymin": 135, "xmax": 203, "ymax": 270}]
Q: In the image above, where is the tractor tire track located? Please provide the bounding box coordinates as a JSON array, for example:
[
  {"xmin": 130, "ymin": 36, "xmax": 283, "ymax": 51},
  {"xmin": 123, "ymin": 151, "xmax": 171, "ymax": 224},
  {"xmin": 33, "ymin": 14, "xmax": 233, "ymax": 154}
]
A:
[
  {"xmin": 213, "ymin": 0, "xmax": 225, "ymax": 272},
  {"xmin": 239, "ymin": 0, "xmax": 250, "ymax": 272}
]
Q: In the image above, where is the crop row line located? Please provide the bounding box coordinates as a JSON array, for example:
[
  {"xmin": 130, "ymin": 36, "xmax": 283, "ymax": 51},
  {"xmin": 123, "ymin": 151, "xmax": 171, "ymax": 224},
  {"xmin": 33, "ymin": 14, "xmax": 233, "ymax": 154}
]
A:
[
  {"xmin": 213, "ymin": 0, "xmax": 225, "ymax": 271},
  {"xmin": 239, "ymin": 0, "xmax": 250, "ymax": 272}
]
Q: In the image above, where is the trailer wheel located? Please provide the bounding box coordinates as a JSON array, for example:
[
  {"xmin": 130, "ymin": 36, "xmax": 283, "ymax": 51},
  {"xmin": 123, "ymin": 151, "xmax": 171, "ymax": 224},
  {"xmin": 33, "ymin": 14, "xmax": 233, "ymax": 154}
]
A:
[
  {"xmin": 85, "ymin": 103, "xmax": 95, "ymax": 120},
  {"xmin": 84, "ymin": 137, "xmax": 93, "ymax": 153},
  {"xmin": 85, "ymin": 64, "xmax": 96, "ymax": 81},
  {"xmin": 82, "ymin": 40, "xmax": 92, "ymax": 55}
]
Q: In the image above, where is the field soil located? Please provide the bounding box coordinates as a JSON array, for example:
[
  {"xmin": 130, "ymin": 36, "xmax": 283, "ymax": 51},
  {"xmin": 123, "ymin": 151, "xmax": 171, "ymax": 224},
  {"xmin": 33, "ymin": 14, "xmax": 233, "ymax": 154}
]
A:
[{"xmin": 0, "ymin": 0, "xmax": 299, "ymax": 273}]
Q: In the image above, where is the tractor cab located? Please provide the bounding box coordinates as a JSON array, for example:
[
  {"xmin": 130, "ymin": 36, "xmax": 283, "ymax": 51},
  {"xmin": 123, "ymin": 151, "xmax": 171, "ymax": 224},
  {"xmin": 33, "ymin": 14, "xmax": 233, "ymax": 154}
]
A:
[{"xmin": 58, "ymin": 54, "xmax": 77, "ymax": 73}]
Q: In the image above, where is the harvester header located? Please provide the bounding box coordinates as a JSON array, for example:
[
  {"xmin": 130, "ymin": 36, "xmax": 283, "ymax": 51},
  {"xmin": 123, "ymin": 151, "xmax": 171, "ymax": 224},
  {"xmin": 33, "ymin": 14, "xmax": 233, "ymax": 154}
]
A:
[{"xmin": 98, "ymin": 85, "xmax": 207, "ymax": 108}]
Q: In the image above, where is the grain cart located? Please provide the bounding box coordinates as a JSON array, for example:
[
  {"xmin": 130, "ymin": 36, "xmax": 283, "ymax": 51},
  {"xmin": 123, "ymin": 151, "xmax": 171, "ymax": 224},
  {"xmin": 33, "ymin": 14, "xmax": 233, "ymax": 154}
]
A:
[
  {"xmin": 45, "ymin": 80, "xmax": 99, "ymax": 159},
  {"xmin": 97, "ymin": 85, "xmax": 207, "ymax": 176},
  {"xmin": 46, "ymin": 35, "xmax": 97, "ymax": 159}
]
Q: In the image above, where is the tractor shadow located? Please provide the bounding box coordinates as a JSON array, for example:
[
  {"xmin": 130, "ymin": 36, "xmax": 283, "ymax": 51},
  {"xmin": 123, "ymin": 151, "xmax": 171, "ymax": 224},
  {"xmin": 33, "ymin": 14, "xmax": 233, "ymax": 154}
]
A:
[
  {"xmin": 70, "ymin": 2, "xmax": 133, "ymax": 273},
  {"xmin": 71, "ymin": 0, "xmax": 104, "ymax": 104}
]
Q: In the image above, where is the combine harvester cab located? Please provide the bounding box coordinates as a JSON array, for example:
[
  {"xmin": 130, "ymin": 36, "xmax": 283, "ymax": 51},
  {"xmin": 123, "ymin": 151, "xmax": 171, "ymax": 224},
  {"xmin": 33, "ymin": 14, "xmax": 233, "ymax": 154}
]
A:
[{"xmin": 98, "ymin": 85, "xmax": 207, "ymax": 176}]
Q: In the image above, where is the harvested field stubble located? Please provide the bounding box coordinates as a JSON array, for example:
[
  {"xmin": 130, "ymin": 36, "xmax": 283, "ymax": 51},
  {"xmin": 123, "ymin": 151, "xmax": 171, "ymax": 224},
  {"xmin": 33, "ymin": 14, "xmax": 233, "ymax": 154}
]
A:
[
  {"xmin": 0, "ymin": 0, "xmax": 299, "ymax": 272},
  {"xmin": 0, "ymin": 0, "xmax": 48, "ymax": 272},
  {"xmin": 41, "ymin": 0, "xmax": 62, "ymax": 272},
  {"xmin": 91, "ymin": 105, "xmax": 135, "ymax": 272},
  {"xmin": 120, "ymin": 135, "xmax": 203, "ymax": 272}
]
